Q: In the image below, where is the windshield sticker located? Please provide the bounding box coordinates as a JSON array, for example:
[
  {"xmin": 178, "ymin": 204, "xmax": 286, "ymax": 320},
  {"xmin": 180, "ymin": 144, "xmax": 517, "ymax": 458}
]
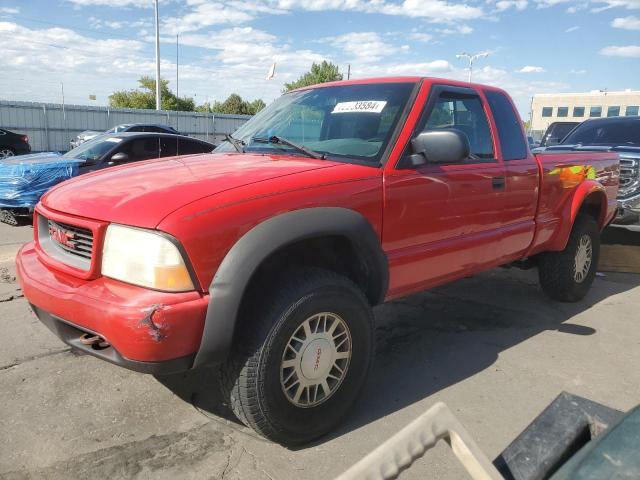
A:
[{"xmin": 332, "ymin": 101, "xmax": 387, "ymax": 114}]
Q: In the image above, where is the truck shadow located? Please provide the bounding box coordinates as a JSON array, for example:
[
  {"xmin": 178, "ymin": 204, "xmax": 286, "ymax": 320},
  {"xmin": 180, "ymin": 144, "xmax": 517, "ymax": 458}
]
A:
[{"xmin": 156, "ymin": 266, "xmax": 640, "ymax": 448}]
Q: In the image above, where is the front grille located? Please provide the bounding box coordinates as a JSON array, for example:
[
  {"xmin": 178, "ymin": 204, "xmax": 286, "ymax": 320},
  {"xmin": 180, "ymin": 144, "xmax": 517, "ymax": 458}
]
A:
[
  {"xmin": 619, "ymin": 156, "xmax": 640, "ymax": 198},
  {"xmin": 37, "ymin": 214, "xmax": 94, "ymax": 271},
  {"xmin": 47, "ymin": 219, "xmax": 94, "ymax": 260}
]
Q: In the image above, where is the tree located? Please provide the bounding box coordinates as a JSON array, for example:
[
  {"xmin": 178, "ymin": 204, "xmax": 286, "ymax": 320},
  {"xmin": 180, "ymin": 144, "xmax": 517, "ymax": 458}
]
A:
[
  {"xmin": 283, "ymin": 61, "xmax": 343, "ymax": 92},
  {"xmin": 109, "ymin": 76, "xmax": 195, "ymax": 111},
  {"xmin": 196, "ymin": 94, "xmax": 266, "ymax": 115}
]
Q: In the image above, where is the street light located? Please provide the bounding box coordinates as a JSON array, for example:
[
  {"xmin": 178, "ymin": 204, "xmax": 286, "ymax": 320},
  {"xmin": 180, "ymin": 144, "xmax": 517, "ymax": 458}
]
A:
[
  {"xmin": 154, "ymin": 0, "xmax": 161, "ymax": 110},
  {"xmin": 456, "ymin": 52, "xmax": 489, "ymax": 83}
]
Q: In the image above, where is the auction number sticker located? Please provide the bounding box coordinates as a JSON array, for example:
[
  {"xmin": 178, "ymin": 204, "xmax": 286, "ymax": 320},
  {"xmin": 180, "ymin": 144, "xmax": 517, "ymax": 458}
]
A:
[{"xmin": 332, "ymin": 101, "xmax": 387, "ymax": 114}]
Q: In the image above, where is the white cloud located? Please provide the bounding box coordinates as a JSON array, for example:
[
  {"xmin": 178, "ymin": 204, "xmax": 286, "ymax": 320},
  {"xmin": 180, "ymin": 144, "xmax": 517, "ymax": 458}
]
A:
[
  {"xmin": 591, "ymin": 0, "xmax": 640, "ymax": 11},
  {"xmin": 322, "ymin": 32, "xmax": 400, "ymax": 61},
  {"xmin": 436, "ymin": 24, "xmax": 474, "ymax": 35},
  {"xmin": 533, "ymin": 0, "xmax": 571, "ymax": 7},
  {"xmin": 493, "ymin": 1, "xmax": 529, "ymax": 11},
  {"xmin": 600, "ymin": 45, "xmax": 640, "ymax": 57},
  {"xmin": 408, "ymin": 32, "xmax": 433, "ymax": 42},
  {"xmin": 565, "ymin": 25, "xmax": 580, "ymax": 32},
  {"xmin": 65, "ymin": 0, "xmax": 155, "ymax": 6},
  {"xmin": 161, "ymin": 0, "xmax": 486, "ymax": 33},
  {"xmin": 0, "ymin": 7, "xmax": 19, "ymax": 15},
  {"xmin": 517, "ymin": 65, "xmax": 546, "ymax": 73},
  {"xmin": 570, "ymin": 68, "xmax": 588, "ymax": 74},
  {"xmin": 611, "ymin": 15, "xmax": 640, "ymax": 29}
]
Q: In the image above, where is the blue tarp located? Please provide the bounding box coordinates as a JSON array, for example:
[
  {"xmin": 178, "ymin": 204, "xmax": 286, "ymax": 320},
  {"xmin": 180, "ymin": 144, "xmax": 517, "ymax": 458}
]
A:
[{"xmin": 0, "ymin": 153, "xmax": 82, "ymax": 209}]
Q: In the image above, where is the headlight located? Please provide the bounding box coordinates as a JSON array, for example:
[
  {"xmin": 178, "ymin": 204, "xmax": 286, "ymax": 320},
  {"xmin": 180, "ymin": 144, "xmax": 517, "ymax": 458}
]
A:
[{"xmin": 101, "ymin": 224, "xmax": 195, "ymax": 292}]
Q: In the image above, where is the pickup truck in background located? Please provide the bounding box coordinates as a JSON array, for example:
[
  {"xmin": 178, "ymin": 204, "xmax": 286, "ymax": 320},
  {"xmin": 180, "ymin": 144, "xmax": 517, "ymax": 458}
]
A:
[
  {"xmin": 16, "ymin": 77, "xmax": 619, "ymax": 445},
  {"xmin": 539, "ymin": 121, "xmax": 580, "ymax": 147},
  {"xmin": 544, "ymin": 115, "xmax": 640, "ymax": 228}
]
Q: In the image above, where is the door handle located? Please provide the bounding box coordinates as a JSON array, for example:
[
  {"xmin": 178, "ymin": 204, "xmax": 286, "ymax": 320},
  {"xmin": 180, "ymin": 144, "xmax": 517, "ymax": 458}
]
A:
[{"xmin": 492, "ymin": 176, "xmax": 506, "ymax": 190}]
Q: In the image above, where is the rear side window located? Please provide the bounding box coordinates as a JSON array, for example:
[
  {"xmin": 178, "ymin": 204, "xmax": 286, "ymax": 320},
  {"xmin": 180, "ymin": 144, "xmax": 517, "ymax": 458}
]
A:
[
  {"xmin": 178, "ymin": 139, "xmax": 212, "ymax": 155},
  {"xmin": 485, "ymin": 90, "xmax": 528, "ymax": 161}
]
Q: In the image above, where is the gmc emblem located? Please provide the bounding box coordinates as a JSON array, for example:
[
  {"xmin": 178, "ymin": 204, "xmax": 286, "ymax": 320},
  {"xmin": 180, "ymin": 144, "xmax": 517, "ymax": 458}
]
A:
[{"xmin": 49, "ymin": 224, "xmax": 76, "ymax": 249}]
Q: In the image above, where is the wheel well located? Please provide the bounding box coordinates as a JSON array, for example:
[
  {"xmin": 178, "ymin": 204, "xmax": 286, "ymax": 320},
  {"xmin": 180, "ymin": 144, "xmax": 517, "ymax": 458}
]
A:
[
  {"xmin": 578, "ymin": 192, "xmax": 606, "ymax": 228},
  {"xmin": 242, "ymin": 235, "xmax": 380, "ymax": 306}
]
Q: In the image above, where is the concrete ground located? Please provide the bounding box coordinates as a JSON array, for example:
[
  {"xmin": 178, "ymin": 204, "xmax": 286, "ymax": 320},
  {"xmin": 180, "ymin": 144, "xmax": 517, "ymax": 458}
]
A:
[{"xmin": 1, "ymin": 221, "xmax": 639, "ymax": 480}]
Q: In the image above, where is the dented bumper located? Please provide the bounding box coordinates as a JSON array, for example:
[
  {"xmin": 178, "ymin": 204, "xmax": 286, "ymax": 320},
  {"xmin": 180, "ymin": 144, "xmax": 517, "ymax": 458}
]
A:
[{"xmin": 16, "ymin": 242, "xmax": 208, "ymax": 373}]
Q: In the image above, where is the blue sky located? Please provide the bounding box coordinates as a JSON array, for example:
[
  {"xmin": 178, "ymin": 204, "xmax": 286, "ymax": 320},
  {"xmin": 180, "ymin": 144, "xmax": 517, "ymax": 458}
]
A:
[{"xmin": 0, "ymin": 0, "xmax": 639, "ymax": 117}]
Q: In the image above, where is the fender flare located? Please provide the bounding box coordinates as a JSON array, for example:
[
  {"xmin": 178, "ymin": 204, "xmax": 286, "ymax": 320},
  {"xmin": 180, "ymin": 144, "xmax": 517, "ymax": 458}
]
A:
[
  {"xmin": 551, "ymin": 180, "xmax": 607, "ymax": 251},
  {"xmin": 192, "ymin": 207, "xmax": 388, "ymax": 368}
]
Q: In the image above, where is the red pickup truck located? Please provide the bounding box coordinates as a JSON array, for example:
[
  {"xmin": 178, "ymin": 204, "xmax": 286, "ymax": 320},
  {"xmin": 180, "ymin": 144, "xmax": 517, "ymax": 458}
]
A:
[{"xmin": 17, "ymin": 77, "xmax": 619, "ymax": 445}]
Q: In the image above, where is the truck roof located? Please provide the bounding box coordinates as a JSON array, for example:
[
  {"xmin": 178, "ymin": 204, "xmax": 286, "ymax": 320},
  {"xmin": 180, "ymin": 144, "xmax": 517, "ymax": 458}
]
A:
[{"xmin": 291, "ymin": 76, "xmax": 507, "ymax": 94}]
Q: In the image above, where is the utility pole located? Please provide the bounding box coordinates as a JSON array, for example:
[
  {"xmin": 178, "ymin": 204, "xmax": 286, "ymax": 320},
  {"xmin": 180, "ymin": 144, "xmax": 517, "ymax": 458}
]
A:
[
  {"xmin": 154, "ymin": 0, "xmax": 161, "ymax": 110},
  {"xmin": 347, "ymin": 64, "xmax": 351, "ymax": 80},
  {"xmin": 176, "ymin": 34, "xmax": 179, "ymax": 99},
  {"xmin": 455, "ymin": 52, "xmax": 489, "ymax": 83}
]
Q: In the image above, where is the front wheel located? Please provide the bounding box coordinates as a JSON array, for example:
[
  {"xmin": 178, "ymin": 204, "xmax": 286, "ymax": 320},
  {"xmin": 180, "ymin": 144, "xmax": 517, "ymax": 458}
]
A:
[
  {"xmin": 0, "ymin": 147, "xmax": 15, "ymax": 159},
  {"xmin": 219, "ymin": 268, "xmax": 374, "ymax": 445},
  {"xmin": 538, "ymin": 214, "xmax": 600, "ymax": 302}
]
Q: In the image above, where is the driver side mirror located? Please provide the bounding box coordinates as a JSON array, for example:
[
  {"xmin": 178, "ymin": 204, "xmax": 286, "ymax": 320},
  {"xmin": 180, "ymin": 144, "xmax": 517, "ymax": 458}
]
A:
[
  {"xmin": 409, "ymin": 129, "xmax": 470, "ymax": 166},
  {"xmin": 109, "ymin": 152, "xmax": 129, "ymax": 164}
]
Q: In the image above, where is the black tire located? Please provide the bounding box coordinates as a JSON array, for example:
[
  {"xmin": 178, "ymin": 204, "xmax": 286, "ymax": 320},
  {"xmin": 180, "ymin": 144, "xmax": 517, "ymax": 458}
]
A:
[
  {"xmin": 538, "ymin": 214, "xmax": 600, "ymax": 302},
  {"xmin": 0, "ymin": 147, "xmax": 15, "ymax": 159},
  {"xmin": 219, "ymin": 268, "xmax": 374, "ymax": 445}
]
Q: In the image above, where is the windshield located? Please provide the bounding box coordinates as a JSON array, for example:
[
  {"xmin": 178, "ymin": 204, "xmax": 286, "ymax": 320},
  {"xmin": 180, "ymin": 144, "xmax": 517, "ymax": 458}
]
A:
[
  {"xmin": 562, "ymin": 119, "xmax": 640, "ymax": 146},
  {"xmin": 63, "ymin": 135, "xmax": 122, "ymax": 162},
  {"xmin": 106, "ymin": 125, "xmax": 130, "ymax": 134},
  {"xmin": 215, "ymin": 82, "xmax": 416, "ymax": 163}
]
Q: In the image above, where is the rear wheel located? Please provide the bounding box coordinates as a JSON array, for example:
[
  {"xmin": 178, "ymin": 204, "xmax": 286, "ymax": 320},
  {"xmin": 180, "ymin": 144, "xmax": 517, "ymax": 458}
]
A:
[
  {"xmin": 538, "ymin": 214, "xmax": 600, "ymax": 302},
  {"xmin": 219, "ymin": 268, "xmax": 374, "ymax": 445},
  {"xmin": 0, "ymin": 147, "xmax": 14, "ymax": 159}
]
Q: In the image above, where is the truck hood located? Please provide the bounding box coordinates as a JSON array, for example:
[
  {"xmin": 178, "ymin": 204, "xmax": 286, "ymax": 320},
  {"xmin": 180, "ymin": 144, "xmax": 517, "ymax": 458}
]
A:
[{"xmin": 41, "ymin": 152, "xmax": 341, "ymax": 228}]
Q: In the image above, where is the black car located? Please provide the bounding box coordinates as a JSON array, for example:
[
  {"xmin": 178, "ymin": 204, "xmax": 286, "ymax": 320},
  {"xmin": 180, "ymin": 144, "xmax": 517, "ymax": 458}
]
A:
[
  {"xmin": 0, "ymin": 132, "xmax": 214, "ymax": 225},
  {"xmin": 539, "ymin": 121, "xmax": 580, "ymax": 147},
  {"xmin": 65, "ymin": 132, "xmax": 211, "ymax": 174},
  {"xmin": 0, "ymin": 128, "xmax": 31, "ymax": 158},
  {"xmin": 70, "ymin": 124, "xmax": 181, "ymax": 148}
]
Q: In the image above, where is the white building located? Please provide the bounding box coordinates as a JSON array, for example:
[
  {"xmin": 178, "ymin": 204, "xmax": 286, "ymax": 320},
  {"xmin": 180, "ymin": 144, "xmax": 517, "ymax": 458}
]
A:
[{"xmin": 530, "ymin": 89, "xmax": 640, "ymax": 135}]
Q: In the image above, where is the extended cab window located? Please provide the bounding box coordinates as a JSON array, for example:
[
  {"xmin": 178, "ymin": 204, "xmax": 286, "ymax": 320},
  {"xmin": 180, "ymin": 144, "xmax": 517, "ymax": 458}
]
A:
[
  {"xmin": 417, "ymin": 92, "xmax": 494, "ymax": 162},
  {"xmin": 485, "ymin": 90, "xmax": 528, "ymax": 161}
]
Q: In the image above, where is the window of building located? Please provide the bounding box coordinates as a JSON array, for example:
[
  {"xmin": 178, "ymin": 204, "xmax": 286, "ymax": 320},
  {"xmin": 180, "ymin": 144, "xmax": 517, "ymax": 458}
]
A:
[
  {"xmin": 557, "ymin": 107, "xmax": 569, "ymax": 117},
  {"xmin": 590, "ymin": 106, "xmax": 602, "ymax": 118},
  {"xmin": 607, "ymin": 106, "xmax": 620, "ymax": 117},
  {"xmin": 626, "ymin": 106, "xmax": 639, "ymax": 116},
  {"xmin": 573, "ymin": 106, "xmax": 585, "ymax": 117},
  {"xmin": 542, "ymin": 107, "xmax": 553, "ymax": 117}
]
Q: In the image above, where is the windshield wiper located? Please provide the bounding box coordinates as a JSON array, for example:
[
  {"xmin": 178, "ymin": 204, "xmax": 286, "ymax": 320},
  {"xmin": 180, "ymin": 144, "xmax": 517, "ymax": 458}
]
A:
[
  {"xmin": 252, "ymin": 135, "xmax": 325, "ymax": 160},
  {"xmin": 224, "ymin": 134, "xmax": 245, "ymax": 153}
]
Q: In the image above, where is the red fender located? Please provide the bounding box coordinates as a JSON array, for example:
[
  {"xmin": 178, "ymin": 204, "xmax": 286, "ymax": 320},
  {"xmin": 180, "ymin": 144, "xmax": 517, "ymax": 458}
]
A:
[{"xmin": 547, "ymin": 180, "xmax": 607, "ymax": 252}]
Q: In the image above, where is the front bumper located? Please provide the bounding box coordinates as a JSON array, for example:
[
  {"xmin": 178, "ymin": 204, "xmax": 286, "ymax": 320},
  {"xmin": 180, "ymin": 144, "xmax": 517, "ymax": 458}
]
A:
[
  {"xmin": 614, "ymin": 193, "xmax": 640, "ymax": 226},
  {"xmin": 17, "ymin": 242, "xmax": 209, "ymax": 374}
]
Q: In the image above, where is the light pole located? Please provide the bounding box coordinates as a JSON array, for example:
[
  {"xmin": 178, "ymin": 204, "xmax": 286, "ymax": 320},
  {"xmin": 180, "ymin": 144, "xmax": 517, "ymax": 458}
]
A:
[
  {"xmin": 456, "ymin": 52, "xmax": 489, "ymax": 83},
  {"xmin": 154, "ymin": 0, "xmax": 161, "ymax": 110}
]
